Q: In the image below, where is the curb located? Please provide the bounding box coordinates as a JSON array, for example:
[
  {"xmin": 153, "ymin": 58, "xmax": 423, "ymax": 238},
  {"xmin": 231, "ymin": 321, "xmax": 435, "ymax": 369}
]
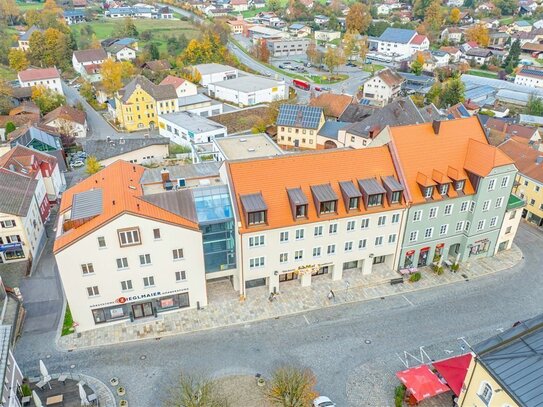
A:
[{"xmin": 57, "ymin": 245, "xmax": 524, "ymax": 352}]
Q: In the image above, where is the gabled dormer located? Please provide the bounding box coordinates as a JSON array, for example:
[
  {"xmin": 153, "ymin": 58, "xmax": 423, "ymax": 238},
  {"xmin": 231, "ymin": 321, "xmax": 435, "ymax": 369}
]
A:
[
  {"xmin": 432, "ymin": 169, "xmax": 452, "ymax": 197},
  {"xmin": 287, "ymin": 187, "xmax": 309, "ymax": 220},
  {"xmin": 240, "ymin": 193, "xmax": 268, "ymax": 226},
  {"xmin": 339, "ymin": 181, "xmax": 362, "ymax": 212},
  {"xmin": 416, "ymin": 172, "xmax": 436, "ymax": 200},
  {"xmin": 447, "ymin": 166, "xmax": 466, "ymax": 195},
  {"xmin": 310, "ymin": 184, "xmax": 338, "ymax": 216},
  {"xmin": 382, "ymin": 175, "xmax": 404, "ymax": 205},
  {"xmin": 358, "ymin": 177, "xmax": 386, "ymax": 208}
]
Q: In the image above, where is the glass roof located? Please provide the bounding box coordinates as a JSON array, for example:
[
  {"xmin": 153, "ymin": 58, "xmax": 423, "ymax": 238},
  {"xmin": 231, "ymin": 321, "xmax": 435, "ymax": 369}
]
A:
[{"xmin": 193, "ymin": 185, "xmax": 233, "ymax": 224}]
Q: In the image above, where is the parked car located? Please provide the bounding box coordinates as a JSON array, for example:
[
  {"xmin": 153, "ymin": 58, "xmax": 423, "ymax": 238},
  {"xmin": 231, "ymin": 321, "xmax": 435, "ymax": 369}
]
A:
[
  {"xmin": 314, "ymin": 86, "xmax": 322, "ymax": 91},
  {"xmin": 76, "ymin": 152, "xmax": 88, "ymax": 159},
  {"xmin": 321, "ymin": 86, "xmax": 331, "ymax": 91},
  {"xmin": 279, "ymin": 65, "xmax": 286, "ymax": 69},
  {"xmin": 313, "ymin": 396, "xmax": 336, "ymax": 407},
  {"xmin": 283, "ymin": 61, "xmax": 291, "ymax": 65},
  {"xmin": 70, "ymin": 160, "xmax": 85, "ymax": 168}
]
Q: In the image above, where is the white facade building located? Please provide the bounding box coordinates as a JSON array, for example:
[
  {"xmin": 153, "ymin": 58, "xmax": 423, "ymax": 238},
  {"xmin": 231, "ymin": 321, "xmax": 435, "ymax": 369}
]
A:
[
  {"xmin": 362, "ymin": 69, "xmax": 405, "ymax": 107},
  {"xmin": 514, "ymin": 67, "xmax": 543, "ymax": 88},
  {"xmin": 194, "ymin": 64, "xmax": 239, "ymax": 87},
  {"xmin": 373, "ymin": 28, "xmax": 430, "ymax": 59},
  {"xmin": 207, "ymin": 76, "xmax": 287, "ymax": 107},
  {"xmin": 159, "ymin": 112, "xmax": 227, "ymax": 146},
  {"xmin": 18, "ymin": 67, "xmax": 64, "ymax": 96}
]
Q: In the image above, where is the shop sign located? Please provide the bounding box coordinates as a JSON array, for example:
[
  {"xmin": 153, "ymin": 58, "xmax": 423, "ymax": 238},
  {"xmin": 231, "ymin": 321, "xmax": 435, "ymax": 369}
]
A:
[
  {"xmin": 436, "ymin": 243, "xmax": 445, "ymax": 248},
  {"xmin": 0, "ymin": 242, "xmax": 22, "ymax": 252},
  {"xmin": 91, "ymin": 287, "xmax": 189, "ymax": 309},
  {"xmin": 406, "ymin": 250, "xmax": 415, "ymax": 256},
  {"xmin": 420, "ymin": 247, "xmax": 430, "ymax": 252}
]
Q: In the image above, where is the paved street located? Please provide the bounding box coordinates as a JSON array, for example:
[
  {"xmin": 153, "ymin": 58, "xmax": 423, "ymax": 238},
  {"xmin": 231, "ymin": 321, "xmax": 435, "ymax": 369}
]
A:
[{"xmin": 12, "ymin": 223, "xmax": 543, "ymax": 406}]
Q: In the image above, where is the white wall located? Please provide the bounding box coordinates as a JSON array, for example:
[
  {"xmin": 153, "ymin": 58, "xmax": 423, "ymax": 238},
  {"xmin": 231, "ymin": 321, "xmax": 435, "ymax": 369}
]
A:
[
  {"xmin": 99, "ymin": 144, "xmax": 169, "ymax": 166},
  {"xmin": 159, "ymin": 116, "xmax": 227, "ymax": 146},
  {"xmin": 175, "ymin": 81, "xmax": 198, "ymax": 97},
  {"xmin": 44, "ymin": 118, "xmax": 87, "ymax": 138},
  {"xmin": 495, "ymin": 207, "xmax": 522, "ymax": 253},
  {"xmin": 55, "ymin": 214, "xmax": 207, "ymax": 332},
  {"xmin": 18, "ymin": 77, "xmax": 63, "ymax": 96},
  {"xmin": 514, "ymin": 74, "xmax": 543, "ymax": 88},
  {"xmin": 207, "ymin": 83, "xmax": 286, "ymax": 106},
  {"xmin": 199, "ymin": 69, "xmax": 239, "ymax": 87}
]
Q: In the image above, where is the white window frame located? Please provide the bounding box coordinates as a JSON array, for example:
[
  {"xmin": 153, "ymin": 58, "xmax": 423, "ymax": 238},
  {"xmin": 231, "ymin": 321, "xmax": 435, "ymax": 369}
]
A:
[
  {"xmin": 482, "ymin": 200, "xmax": 491, "ymax": 212},
  {"xmin": 360, "ymin": 218, "xmax": 370, "ymax": 229},
  {"xmin": 501, "ymin": 176, "xmax": 509, "ymax": 188},
  {"xmin": 143, "ymin": 276, "xmax": 155, "ymax": 287},
  {"xmin": 295, "ymin": 228, "xmax": 305, "ymax": 240},
  {"xmin": 424, "ymin": 227, "xmax": 433, "ymax": 239},
  {"xmin": 377, "ymin": 215, "xmax": 386, "ymax": 226},
  {"xmin": 294, "ymin": 250, "xmax": 303, "ymax": 261},
  {"xmin": 477, "ymin": 220, "xmax": 486, "ymax": 231},
  {"xmin": 280, "ymin": 231, "xmax": 289, "ymax": 242},
  {"xmin": 312, "ymin": 247, "xmax": 321, "ymax": 258},
  {"xmin": 490, "ymin": 216, "xmax": 498, "ymax": 227},
  {"xmin": 329, "ymin": 223, "xmax": 338, "ymax": 234},
  {"xmin": 460, "ymin": 201, "xmax": 468, "ymax": 212},
  {"xmin": 358, "ymin": 239, "xmax": 367, "ymax": 249},
  {"xmin": 392, "ymin": 213, "xmax": 400, "ymax": 223},
  {"xmin": 249, "ymin": 256, "xmax": 265, "ymax": 269},
  {"xmin": 440, "ymin": 224, "xmax": 448, "ymax": 235},
  {"xmin": 249, "ymin": 235, "xmax": 265, "ymax": 247},
  {"xmin": 81, "ymin": 263, "xmax": 94, "ymax": 275},
  {"xmin": 139, "ymin": 254, "xmax": 152, "ymax": 266},
  {"xmin": 495, "ymin": 197, "xmax": 504, "ymax": 208},
  {"xmin": 86, "ymin": 286, "xmax": 99, "ymax": 297},
  {"xmin": 116, "ymin": 258, "xmax": 128, "ymax": 269},
  {"xmin": 488, "ymin": 179, "xmax": 496, "ymax": 191},
  {"xmin": 314, "ymin": 225, "xmax": 323, "ymax": 237},
  {"xmin": 429, "ymin": 207, "xmax": 438, "ymax": 219},
  {"xmin": 327, "ymin": 244, "xmax": 336, "ymax": 255},
  {"xmin": 120, "ymin": 280, "xmax": 133, "ymax": 291},
  {"xmin": 455, "ymin": 221, "xmax": 464, "ymax": 232},
  {"xmin": 175, "ymin": 270, "xmax": 187, "ymax": 282},
  {"xmin": 375, "ymin": 236, "xmax": 383, "ymax": 246},
  {"xmin": 346, "ymin": 220, "xmax": 355, "ymax": 231},
  {"xmin": 409, "ymin": 231, "xmax": 418, "ymax": 242},
  {"xmin": 173, "ymin": 248, "xmax": 184, "ymax": 260},
  {"xmin": 444, "ymin": 204, "xmax": 453, "ymax": 215}
]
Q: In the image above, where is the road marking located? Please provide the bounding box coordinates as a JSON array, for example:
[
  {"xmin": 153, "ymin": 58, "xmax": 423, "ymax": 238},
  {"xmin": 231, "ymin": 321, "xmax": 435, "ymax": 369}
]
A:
[
  {"xmin": 402, "ymin": 295, "xmax": 415, "ymax": 307},
  {"xmin": 303, "ymin": 315, "xmax": 310, "ymax": 325}
]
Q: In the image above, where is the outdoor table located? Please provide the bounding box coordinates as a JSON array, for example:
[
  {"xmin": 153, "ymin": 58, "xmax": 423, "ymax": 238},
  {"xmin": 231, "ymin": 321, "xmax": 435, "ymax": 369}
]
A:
[{"xmin": 46, "ymin": 394, "xmax": 63, "ymax": 405}]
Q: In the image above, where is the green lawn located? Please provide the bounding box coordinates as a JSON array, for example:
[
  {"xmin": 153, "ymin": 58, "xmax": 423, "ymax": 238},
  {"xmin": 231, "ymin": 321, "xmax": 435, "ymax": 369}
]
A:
[
  {"xmin": 0, "ymin": 65, "xmax": 16, "ymax": 81},
  {"xmin": 467, "ymin": 69, "xmax": 498, "ymax": 78},
  {"xmin": 71, "ymin": 18, "xmax": 199, "ymax": 53},
  {"xmin": 16, "ymin": 1, "xmax": 44, "ymax": 11},
  {"xmin": 308, "ymin": 74, "xmax": 348, "ymax": 84},
  {"xmin": 361, "ymin": 64, "xmax": 385, "ymax": 73},
  {"xmin": 61, "ymin": 304, "xmax": 74, "ymax": 336}
]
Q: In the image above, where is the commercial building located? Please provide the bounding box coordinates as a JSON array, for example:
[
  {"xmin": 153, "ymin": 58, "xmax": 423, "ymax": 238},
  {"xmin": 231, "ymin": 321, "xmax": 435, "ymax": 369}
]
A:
[
  {"xmin": 458, "ymin": 313, "xmax": 543, "ymax": 407},
  {"xmin": 158, "ymin": 111, "xmax": 227, "ymax": 146},
  {"xmin": 114, "ymin": 76, "xmax": 179, "ymax": 131},
  {"xmin": 194, "ymin": 64, "xmax": 239, "ymax": 87},
  {"xmin": 266, "ymin": 38, "xmax": 311, "ymax": 57},
  {"xmin": 18, "ymin": 67, "xmax": 64, "ymax": 96},
  {"xmin": 499, "ymin": 137, "xmax": 543, "ymax": 227},
  {"xmin": 381, "ymin": 117, "xmax": 519, "ymax": 270},
  {"xmin": 206, "ymin": 75, "xmax": 286, "ymax": 107},
  {"xmin": 276, "ymin": 104, "xmax": 325, "ymax": 149},
  {"xmin": 177, "ymin": 94, "xmax": 223, "ymax": 117},
  {"xmin": 226, "ymin": 147, "xmax": 408, "ymax": 293}
]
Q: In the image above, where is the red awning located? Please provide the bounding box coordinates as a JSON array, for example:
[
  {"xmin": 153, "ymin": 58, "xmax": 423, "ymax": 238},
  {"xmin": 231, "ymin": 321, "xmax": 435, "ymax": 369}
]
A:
[
  {"xmin": 432, "ymin": 353, "xmax": 473, "ymax": 396},
  {"xmin": 396, "ymin": 365, "xmax": 450, "ymax": 402}
]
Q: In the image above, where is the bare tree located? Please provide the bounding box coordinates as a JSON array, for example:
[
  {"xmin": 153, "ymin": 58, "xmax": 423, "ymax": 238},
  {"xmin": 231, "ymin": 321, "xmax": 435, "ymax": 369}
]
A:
[
  {"xmin": 266, "ymin": 365, "xmax": 318, "ymax": 407},
  {"xmin": 163, "ymin": 373, "xmax": 229, "ymax": 407}
]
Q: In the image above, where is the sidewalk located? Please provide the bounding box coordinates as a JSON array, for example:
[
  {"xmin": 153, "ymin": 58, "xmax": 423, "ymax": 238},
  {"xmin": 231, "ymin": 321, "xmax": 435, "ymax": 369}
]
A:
[{"xmin": 58, "ymin": 245, "xmax": 523, "ymax": 350}]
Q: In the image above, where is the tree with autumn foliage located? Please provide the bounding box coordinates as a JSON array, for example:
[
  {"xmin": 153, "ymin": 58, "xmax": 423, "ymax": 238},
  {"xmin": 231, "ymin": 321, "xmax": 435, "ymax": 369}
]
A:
[
  {"xmin": 266, "ymin": 366, "xmax": 318, "ymax": 407},
  {"xmin": 0, "ymin": 80, "xmax": 13, "ymax": 115},
  {"xmin": 27, "ymin": 28, "xmax": 76, "ymax": 70},
  {"xmin": 0, "ymin": 0, "xmax": 20, "ymax": 25},
  {"xmin": 178, "ymin": 32, "xmax": 229, "ymax": 66},
  {"xmin": 101, "ymin": 58, "xmax": 136, "ymax": 95},
  {"xmin": 449, "ymin": 8, "xmax": 461, "ymax": 24},
  {"xmin": 252, "ymin": 39, "xmax": 270, "ymax": 63},
  {"xmin": 423, "ymin": 0, "xmax": 443, "ymax": 35},
  {"xmin": 306, "ymin": 42, "xmax": 322, "ymax": 65},
  {"xmin": 346, "ymin": 3, "xmax": 372, "ymax": 34},
  {"xmin": 85, "ymin": 156, "xmax": 101, "ymax": 175},
  {"xmin": 323, "ymin": 47, "xmax": 346, "ymax": 76},
  {"xmin": 8, "ymin": 48, "xmax": 29, "ymax": 72},
  {"xmin": 31, "ymin": 85, "xmax": 66, "ymax": 114},
  {"xmin": 178, "ymin": 66, "xmax": 202, "ymax": 84},
  {"xmin": 466, "ymin": 24, "xmax": 490, "ymax": 47}
]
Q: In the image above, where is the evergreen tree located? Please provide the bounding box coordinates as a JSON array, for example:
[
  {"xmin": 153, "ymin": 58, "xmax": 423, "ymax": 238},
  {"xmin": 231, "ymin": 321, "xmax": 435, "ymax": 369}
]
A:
[
  {"xmin": 503, "ymin": 39, "xmax": 521, "ymax": 73},
  {"xmin": 441, "ymin": 77, "xmax": 465, "ymax": 107}
]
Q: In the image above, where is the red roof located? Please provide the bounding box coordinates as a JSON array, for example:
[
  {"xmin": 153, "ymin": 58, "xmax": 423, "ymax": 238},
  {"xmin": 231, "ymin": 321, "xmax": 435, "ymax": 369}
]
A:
[
  {"xmin": 18, "ymin": 67, "xmax": 60, "ymax": 82},
  {"xmin": 432, "ymin": 354, "xmax": 473, "ymax": 396},
  {"xmin": 396, "ymin": 365, "xmax": 450, "ymax": 402},
  {"xmin": 159, "ymin": 75, "xmax": 186, "ymax": 89},
  {"xmin": 410, "ymin": 34, "xmax": 427, "ymax": 45}
]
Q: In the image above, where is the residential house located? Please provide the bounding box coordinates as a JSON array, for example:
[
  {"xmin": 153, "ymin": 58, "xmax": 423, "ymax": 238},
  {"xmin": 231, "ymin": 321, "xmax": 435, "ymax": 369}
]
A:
[
  {"xmin": 159, "ymin": 75, "xmax": 198, "ymax": 98},
  {"xmin": 520, "ymin": 42, "xmax": 543, "ymax": 57},
  {"xmin": 460, "ymin": 41, "xmax": 478, "ymax": 53},
  {"xmin": 475, "ymin": 2, "xmax": 497, "ymax": 13},
  {"xmin": 194, "ymin": 63, "xmax": 239, "ymax": 87},
  {"xmin": 458, "ymin": 313, "xmax": 543, "ymax": 407},
  {"xmin": 440, "ymin": 27, "xmax": 463, "ymax": 44},
  {"xmin": 250, "ymin": 0, "xmax": 266, "ymax": 8},
  {"xmin": 488, "ymin": 31, "xmax": 509, "ymax": 49},
  {"xmin": 370, "ymin": 28, "xmax": 429, "ymax": 59},
  {"xmin": 230, "ymin": 0, "xmax": 249, "ymax": 11},
  {"xmin": 72, "ymin": 48, "xmax": 108, "ymax": 83},
  {"xmin": 72, "ymin": 0, "xmax": 87, "ymax": 7},
  {"xmin": 105, "ymin": 6, "xmax": 154, "ymax": 18},
  {"xmin": 155, "ymin": 6, "xmax": 173, "ymax": 19},
  {"xmin": 17, "ymin": 26, "xmax": 42, "ymax": 52},
  {"xmin": 63, "ymin": 9, "xmax": 86, "ymax": 25},
  {"xmin": 381, "ymin": 117, "xmax": 518, "ymax": 269},
  {"xmin": 362, "ymin": 69, "xmax": 405, "ymax": 107},
  {"xmin": 106, "ymin": 43, "xmax": 137, "ymax": 61},
  {"xmin": 377, "ymin": 2, "xmax": 401, "ymax": 15},
  {"xmin": 40, "ymin": 105, "xmax": 88, "ymax": 139},
  {"xmin": 141, "ymin": 60, "xmax": 171, "ymax": 73},
  {"xmin": 314, "ymin": 30, "xmax": 341, "ymax": 43},
  {"xmin": 514, "ymin": 66, "xmax": 543, "ymax": 88},
  {"xmin": 314, "ymin": 15, "xmax": 330, "ymax": 25},
  {"xmin": 276, "ymin": 104, "xmax": 325, "ymax": 149},
  {"xmin": 207, "ymin": 75, "xmax": 286, "ymax": 107},
  {"xmin": 101, "ymin": 38, "xmax": 139, "ymax": 51},
  {"xmin": 484, "ymin": 120, "xmax": 541, "ymax": 148},
  {"xmin": 439, "ymin": 46, "xmax": 462, "ymax": 63},
  {"xmin": 500, "ymin": 138, "xmax": 543, "ymax": 227},
  {"xmin": 463, "ymin": 48, "xmax": 494, "ymax": 66},
  {"xmin": 288, "ymin": 23, "xmax": 312, "ymax": 37},
  {"xmin": 84, "ymin": 137, "xmax": 170, "ymax": 166},
  {"xmin": 226, "ymin": 147, "xmax": 408, "ymax": 295},
  {"xmin": 510, "ymin": 20, "xmax": 532, "ymax": 33},
  {"xmin": 227, "ymin": 17, "xmax": 246, "ymax": 34},
  {"xmin": 53, "ymin": 160, "xmax": 209, "ymax": 332},
  {"xmin": 18, "ymin": 67, "xmax": 64, "ymax": 96},
  {"xmin": 158, "ymin": 111, "xmax": 227, "ymax": 146},
  {"xmin": 309, "ymin": 93, "xmax": 354, "ymax": 120},
  {"xmin": 114, "ymin": 75, "xmax": 179, "ymax": 131}
]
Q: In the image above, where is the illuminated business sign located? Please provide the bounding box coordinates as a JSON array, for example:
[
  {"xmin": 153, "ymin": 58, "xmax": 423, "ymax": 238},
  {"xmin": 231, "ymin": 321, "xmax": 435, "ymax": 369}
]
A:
[{"xmin": 91, "ymin": 287, "xmax": 189, "ymax": 308}]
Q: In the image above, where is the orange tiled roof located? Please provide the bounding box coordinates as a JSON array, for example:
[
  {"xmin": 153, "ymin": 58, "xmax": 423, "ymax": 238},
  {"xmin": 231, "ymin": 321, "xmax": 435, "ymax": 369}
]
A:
[
  {"xmin": 499, "ymin": 138, "xmax": 543, "ymax": 184},
  {"xmin": 309, "ymin": 93, "xmax": 354, "ymax": 118},
  {"xmin": 227, "ymin": 147, "xmax": 405, "ymax": 233},
  {"xmin": 53, "ymin": 160, "xmax": 199, "ymax": 253},
  {"xmin": 388, "ymin": 117, "xmax": 514, "ymax": 204}
]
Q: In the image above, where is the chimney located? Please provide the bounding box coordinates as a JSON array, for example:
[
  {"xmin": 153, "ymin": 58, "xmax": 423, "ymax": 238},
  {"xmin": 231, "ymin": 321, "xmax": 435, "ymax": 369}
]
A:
[
  {"xmin": 160, "ymin": 167, "xmax": 170, "ymax": 182},
  {"xmin": 432, "ymin": 120, "xmax": 441, "ymax": 135}
]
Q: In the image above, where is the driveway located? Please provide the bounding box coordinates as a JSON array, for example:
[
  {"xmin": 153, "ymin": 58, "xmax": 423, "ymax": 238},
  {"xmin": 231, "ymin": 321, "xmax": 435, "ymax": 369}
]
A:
[{"xmin": 12, "ymin": 223, "xmax": 543, "ymax": 406}]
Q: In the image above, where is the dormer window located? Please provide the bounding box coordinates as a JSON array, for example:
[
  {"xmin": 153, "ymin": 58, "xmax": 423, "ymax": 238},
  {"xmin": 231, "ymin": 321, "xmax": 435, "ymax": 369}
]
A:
[
  {"xmin": 295, "ymin": 204, "xmax": 307, "ymax": 218},
  {"xmin": 348, "ymin": 197, "xmax": 359, "ymax": 210},
  {"xmin": 311, "ymin": 184, "xmax": 338, "ymax": 216},
  {"xmin": 454, "ymin": 180, "xmax": 465, "ymax": 192},
  {"xmin": 423, "ymin": 186, "xmax": 433, "ymax": 199},
  {"xmin": 339, "ymin": 181, "xmax": 362, "ymax": 212},
  {"xmin": 439, "ymin": 183, "xmax": 449, "ymax": 196},
  {"xmin": 240, "ymin": 193, "xmax": 268, "ymax": 227},
  {"xmin": 368, "ymin": 194, "xmax": 383, "ymax": 207},
  {"xmin": 248, "ymin": 211, "xmax": 266, "ymax": 225},
  {"xmin": 382, "ymin": 175, "xmax": 404, "ymax": 205},
  {"xmin": 391, "ymin": 191, "xmax": 401, "ymax": 204},
  {"xmin": 359, "ymin": 178, "xmax": 387, "ymax": 208}
]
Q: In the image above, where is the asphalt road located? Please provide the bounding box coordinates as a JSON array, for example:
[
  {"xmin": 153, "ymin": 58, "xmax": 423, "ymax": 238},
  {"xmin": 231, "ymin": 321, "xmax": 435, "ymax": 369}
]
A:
[{"xmin": 13, "ymin": 223, "xmax": 543, "ymax": 406}]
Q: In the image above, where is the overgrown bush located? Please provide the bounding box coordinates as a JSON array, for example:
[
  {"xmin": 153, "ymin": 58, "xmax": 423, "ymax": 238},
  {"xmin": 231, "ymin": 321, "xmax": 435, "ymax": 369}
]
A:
[
  {"xmin": 409, "ymin": 272, "xmax": 421, "ymax": 282},
  {"xmin": 451, "ymin": 263, "xmax": 460, "ymax": 272},
  {"xmin": 21, "ymin": 383, "xmax": 31, "ymax": 397}
]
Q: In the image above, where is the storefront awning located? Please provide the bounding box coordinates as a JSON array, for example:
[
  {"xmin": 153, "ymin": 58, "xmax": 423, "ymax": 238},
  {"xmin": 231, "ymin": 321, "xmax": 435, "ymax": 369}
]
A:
[
  {"xmin": 432, "ymin": 354, "xmax": 472, "ymax": 396},
  {"xmin": 0, "ymin": 243, "xmax": 22, "ymax": 253},
  {"xmin": 396, "ymin": 365, "xmax": 450, "ymax": 402}
]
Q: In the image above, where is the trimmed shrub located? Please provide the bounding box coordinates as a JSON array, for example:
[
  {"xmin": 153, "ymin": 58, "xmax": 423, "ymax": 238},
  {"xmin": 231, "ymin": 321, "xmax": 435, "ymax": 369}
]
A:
[{"xmin": 409, "ymin": 272, "xmax": 422, "ymax": 282}]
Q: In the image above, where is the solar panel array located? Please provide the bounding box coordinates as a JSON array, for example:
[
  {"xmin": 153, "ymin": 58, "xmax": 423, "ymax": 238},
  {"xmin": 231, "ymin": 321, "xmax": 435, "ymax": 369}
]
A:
[
  {"xmin": 520, "ymin": 67, "xmax": 543, "ymax": 78},
  {"xmin": 277, "ymin": 104, "xmax": 322, "ymax": 129}
]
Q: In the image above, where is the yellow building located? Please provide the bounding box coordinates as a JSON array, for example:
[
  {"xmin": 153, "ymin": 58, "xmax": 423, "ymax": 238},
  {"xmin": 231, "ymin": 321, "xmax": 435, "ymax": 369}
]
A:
[
  {"xmin": 499, "ymin": 138, "xmax": 543, "ymax": 227},
  {"xmin": 114, "ymin": 75, "xmax": 179, "ymax": 131},
  {"xmin": 458, "ymin": 313, "xmax": 543, "ymax": 407},
  {"xmin": 276, "ymin": 104, "xmax": 325, "ymax": 150}
]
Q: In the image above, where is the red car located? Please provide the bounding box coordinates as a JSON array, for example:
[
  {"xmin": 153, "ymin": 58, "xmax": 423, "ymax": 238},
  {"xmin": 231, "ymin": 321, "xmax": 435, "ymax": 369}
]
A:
[{"xmin": 314, "ymin": 86, "xmax": 322, "ymax": 91}]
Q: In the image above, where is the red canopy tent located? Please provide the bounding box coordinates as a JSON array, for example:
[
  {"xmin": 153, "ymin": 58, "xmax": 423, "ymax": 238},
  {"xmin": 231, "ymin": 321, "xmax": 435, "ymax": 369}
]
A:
[
  {"xmin": 432, "ymin": 354, "xmax": 473, "ymax": 396},
  {"xmin": 396, "ymin": 365, "xmax": 450, "ymax": 403}
]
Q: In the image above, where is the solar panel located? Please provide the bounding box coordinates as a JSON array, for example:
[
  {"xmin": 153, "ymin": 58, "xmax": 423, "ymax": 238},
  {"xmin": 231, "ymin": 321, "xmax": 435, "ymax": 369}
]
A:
[
  {"xmin": 521, "ymin": 68, "xmax": 543, "ymax": 78},
  {"xmin": 277, "ymin": 104, "xmax": 322, "ymax": 129}
]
